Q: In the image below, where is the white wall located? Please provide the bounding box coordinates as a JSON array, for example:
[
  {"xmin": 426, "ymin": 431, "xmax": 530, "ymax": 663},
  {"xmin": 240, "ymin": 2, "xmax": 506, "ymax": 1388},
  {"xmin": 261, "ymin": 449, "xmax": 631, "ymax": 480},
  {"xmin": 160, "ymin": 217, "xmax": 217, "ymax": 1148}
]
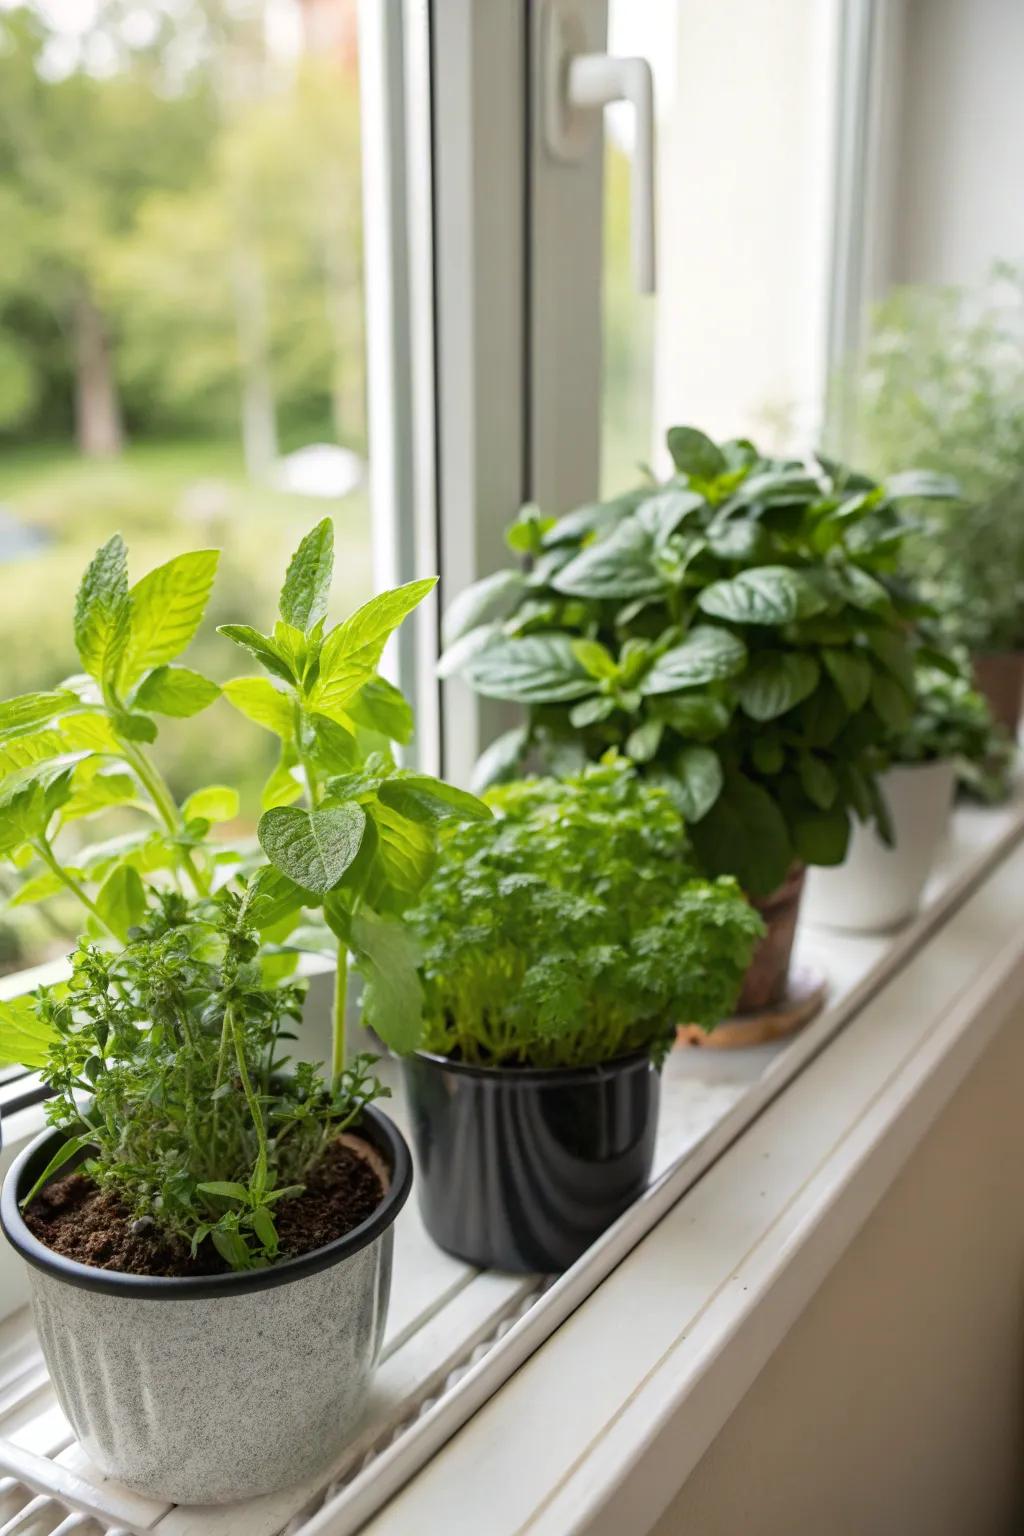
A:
[{"xmin": 884, "ymin": 0, "xmax": 1024, "ymax": 287}]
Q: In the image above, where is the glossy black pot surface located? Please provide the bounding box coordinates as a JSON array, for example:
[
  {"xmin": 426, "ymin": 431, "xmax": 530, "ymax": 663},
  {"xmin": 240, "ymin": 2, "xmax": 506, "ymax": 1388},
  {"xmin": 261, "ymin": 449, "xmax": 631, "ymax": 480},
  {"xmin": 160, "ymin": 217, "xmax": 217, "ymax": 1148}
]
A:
[{"xmin": 401, "ymin": 1049, "xmax": 660, "ymax": 1273}]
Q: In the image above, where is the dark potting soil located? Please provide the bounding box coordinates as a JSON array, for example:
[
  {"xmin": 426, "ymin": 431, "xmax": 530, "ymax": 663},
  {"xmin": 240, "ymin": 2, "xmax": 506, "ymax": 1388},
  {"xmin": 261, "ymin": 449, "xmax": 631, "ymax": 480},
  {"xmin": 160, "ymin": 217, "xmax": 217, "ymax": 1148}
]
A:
[{"xmin": 22, "ymin": 1137, "xmax": 385, "ymax": 1278}]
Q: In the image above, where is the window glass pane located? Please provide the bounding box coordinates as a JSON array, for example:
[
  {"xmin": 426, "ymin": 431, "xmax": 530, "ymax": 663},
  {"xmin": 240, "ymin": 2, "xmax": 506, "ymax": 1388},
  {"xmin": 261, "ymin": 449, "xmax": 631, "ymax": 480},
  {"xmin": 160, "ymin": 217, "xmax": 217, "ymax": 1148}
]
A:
[
  {"xmin": 602, "ymin": 0, "xmax": 833, "ymax": 493},
  {"xmin": 0, "ymin": 0, "xmax": 372, "ymax": 967}
]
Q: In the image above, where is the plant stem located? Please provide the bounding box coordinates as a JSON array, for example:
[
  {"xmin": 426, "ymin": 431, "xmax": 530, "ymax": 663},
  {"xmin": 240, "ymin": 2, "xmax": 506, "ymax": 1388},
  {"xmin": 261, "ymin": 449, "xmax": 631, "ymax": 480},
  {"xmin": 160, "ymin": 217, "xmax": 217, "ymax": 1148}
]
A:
[
  {"xmin": 119, "ymin": 738, "xmax": 210, "ymax": 896},
  {"xmin": 332, "ymin": 940, "xmax": 348, "ymax": 1087},
  {"xmin": 227, "ymin": 1002, "xmax": 268, "ymax": 1191},
  {"xmin": 34, "ymin": 836, "xmax": 119, "ymax": 942}
]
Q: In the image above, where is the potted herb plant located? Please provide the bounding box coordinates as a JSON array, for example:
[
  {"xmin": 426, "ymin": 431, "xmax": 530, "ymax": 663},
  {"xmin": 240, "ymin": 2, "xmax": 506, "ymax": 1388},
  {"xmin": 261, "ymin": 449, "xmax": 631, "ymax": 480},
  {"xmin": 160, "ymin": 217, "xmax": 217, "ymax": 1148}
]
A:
[
  {"xmin": 805, "ymin": 657, "xmax": 1010, "ymax": 932},
  {"xmin": 442, "ymin": 427, "xmax": 948, "ymax": 1013},
  {"xmin": 0, "ymin": 523, "xmax": 473, "ymax": 1504},
  {"xmin": 394, "ymin": 760, "xmax": 763, "ymax": 1273},
  {"xmin": 853, "ymin": 267, "xmax": 1024, "ymax": 736}
]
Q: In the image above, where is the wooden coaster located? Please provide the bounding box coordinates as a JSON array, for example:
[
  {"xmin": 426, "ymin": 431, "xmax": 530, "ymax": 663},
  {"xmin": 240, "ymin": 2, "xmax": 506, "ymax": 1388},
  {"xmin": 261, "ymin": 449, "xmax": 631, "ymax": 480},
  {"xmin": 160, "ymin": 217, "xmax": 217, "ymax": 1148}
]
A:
[{"xmin": 677, "ymin": 963, "xmax": 827, "ymax": 1050}]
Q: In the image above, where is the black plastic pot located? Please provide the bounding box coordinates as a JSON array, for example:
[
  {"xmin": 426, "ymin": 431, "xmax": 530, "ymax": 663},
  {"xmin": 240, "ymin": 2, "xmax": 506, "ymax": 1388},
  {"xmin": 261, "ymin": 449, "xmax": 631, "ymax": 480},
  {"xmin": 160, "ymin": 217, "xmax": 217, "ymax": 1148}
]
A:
[{"xmin": 401, "ymin": 1049, "xmax": 660, "ymax": 1273}]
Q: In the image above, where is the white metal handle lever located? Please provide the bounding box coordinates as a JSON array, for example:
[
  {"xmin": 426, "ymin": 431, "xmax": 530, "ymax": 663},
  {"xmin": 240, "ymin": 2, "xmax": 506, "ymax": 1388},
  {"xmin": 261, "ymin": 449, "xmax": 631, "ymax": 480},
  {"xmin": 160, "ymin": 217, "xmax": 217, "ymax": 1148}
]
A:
[
  {"xmin": 566, "ymin": 54, "xmax": 656, "ymax": 293},
  {"xmin": 543, "ymin": 0, "xmax": 656, "ymax": 294}
]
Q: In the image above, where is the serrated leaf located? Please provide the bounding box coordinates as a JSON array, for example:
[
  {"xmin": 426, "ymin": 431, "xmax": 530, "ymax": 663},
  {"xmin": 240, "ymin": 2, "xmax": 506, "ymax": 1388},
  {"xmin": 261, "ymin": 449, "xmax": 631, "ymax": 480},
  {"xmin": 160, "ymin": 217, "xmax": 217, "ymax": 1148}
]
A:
[
  {"xmin": 739, "ymin": 652, "xmax": 820, "ymax": 721},
  {"xmin": 311, "ymin": 577, "xmax": 437, "ymax": 719},
  {"xmin": 60, "ymin": 761, "xmax": 137, "ymax": 824},
  {"xmin": 347, "ymin": 675, "xmax": 413, "ymax": 745},
  {"xmin": 0, "ymin": 994, "xmax": 55, "ymax": 1069},
  {"xmin": 240, "ymin": 865, "xmax": 314, "ymax": 930},
  {"xmin": 462, "ymin": 634, "xmax": 595, "ymax": 703},
  {"xmin": 217, "ymin": 625, "xmax": 296, "ymax": 684},
  {"xmin": 96, "ymin": 865, "xmax": 145, "ymax": 942},
  {"xmin": 258, "ymin": 804, "xmax": 367, "ymax": 894},
  {"xmin": 822, "ymin": 648, "xmax": 872, "ymax": 712},
  {"xmin": 377, "ymin": 774, "xmax": 491, "ymax": 826},
  {"xmin": 223, "ymin": 677, "xmax": 295, "ymax": 739},
  {"xmin": 366, "ymin": 801, "xmax": 435, "ymax": 904},
  {"xmin": 183, "ymin": 785, "xmax": 239, "ymax": 823},
  {"xmin": 442, "ymin": 569, "xmax": 527, "ymax": 647},
  {"xmin": 280, "ymin": 518, "xmax": 334, "ymax": 632},
  {"xmin": 74, "ymin": 535, "xmax": 131, "ymax": 683},
  {"xmin": 133, "ymin": 665, "xmax": 220, "ymax": 718},
  {"xmin": 551, "ymin": 519, "xmax": 663, "ymax": 601},
  {"xmin": 350, "ymin": 908, "xmax": 424, "ymax": 1053},
  {"xmin": 641, "ymin": 625, "xmax": 747, "ymax": 695},
  {"xmin": 120, "ymin": 550, "xmax": 219, "ymax": 686},
  {"xmin": 0, "ymin": 691, "xmax": 77, "ymax": 741},
  {"xmin": 671, "ymin": 745, "xmax": 723, "ymax": 821},
  {"xmin": 698, "ymin": 566, "xmax": 827, "ymax": 625}
]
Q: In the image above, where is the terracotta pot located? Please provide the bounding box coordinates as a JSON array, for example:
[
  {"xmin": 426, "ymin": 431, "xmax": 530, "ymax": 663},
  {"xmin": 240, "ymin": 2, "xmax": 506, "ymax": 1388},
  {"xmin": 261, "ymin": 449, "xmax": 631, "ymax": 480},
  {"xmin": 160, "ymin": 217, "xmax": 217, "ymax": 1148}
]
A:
[
  {"xmin": 735, "ymin": 864, "xmax": 805, "ymax": 1014},
  {"xmin": 971, "ymin": 651, "xmax": 1024, "ymax": 739}
]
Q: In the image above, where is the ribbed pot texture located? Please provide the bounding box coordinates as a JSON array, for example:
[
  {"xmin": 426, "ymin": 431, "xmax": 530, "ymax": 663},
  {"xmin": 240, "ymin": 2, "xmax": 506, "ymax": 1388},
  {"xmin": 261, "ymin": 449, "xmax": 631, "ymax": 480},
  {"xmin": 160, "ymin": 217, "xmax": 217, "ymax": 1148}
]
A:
[
  {"xmin": 804, "ymin": 759, "xmax": 956, "ymax": 933},
  {"xmin": 401, "ymin": 1049, "xmax": 660, "ymax": 1274},
  {"xmin": 0, "ymin": 1107, "xmax": 412, "ymax": 1505}
]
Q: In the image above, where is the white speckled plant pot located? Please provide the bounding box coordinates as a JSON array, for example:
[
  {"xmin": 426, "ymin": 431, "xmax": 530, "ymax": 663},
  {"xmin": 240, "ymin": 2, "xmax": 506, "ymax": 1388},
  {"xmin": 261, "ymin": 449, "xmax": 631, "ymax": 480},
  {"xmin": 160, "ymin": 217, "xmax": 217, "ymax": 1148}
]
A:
[
  {"xmin": 804, "ymin": 759, "xmax": 956, "ymax": 933},
  {"xmin": 0, "ymin": 1108, "xmax": 412, "ymax": 1505}
]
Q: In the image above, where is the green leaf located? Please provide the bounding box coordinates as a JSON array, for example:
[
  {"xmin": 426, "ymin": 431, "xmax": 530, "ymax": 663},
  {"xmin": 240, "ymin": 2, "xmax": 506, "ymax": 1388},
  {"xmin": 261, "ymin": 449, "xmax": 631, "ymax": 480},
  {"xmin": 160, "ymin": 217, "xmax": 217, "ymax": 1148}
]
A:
[
  {"xmin": 437, "ymin": 623, "xmax": 501, "ymax": 681},
  {"xmin": 870, "ymin": 671, "xmax": 913, "ymax": 730},
  {"xmin": 347, "ymin": 676, "xmax": 413, "ymax": 745},
  {"xmin": 0, "ymin": 727, "xmax": 72, "ymax": 784},
  {"xmin": 792, "ymin": 804, "xmax": 850, "ymax": 866},
  {"xmin": 223, "ymin": 677, "xmax": 295, "ymax": 739},
  {"xmin": 0, "ymin": 994, "xmax": 55, "ymax": 1069},
  {"xmin": 570, "ymin": 695, "xmax": 617, "ymax": 728},
  {"xmin": 666, "ymin": 425, "xmax": 727, "ymax": 480},
  {"xmin": 636, "ymin": 488, "xmax": 705, "ymax": 542},
  {"xmin": 688, "ymin": 771, "xmax": 793, "ymax": 897},
  {"xmin": 60, "ymin": 761, "xmax": 137, "ymax": 824},
  {"xmin": 649, "ymin": 693, "xmax": 731, "ymax": 741},
  {"xmin": 9, "ymin": 868, "xmax": 75, "ymax": 908},
  {"xmin": 642, "ymin": 625, "xmax": 748, "ymax": 694},
  {"xmin": 624, "ymin": 718, "xmax": 663, "ymax": 763},
  {"xmin": 258, "ymin": 804, "xmax": 367, "ymax": 895},
  {"xmin": 822, "ymin": 649, "xmax": 872, "ymax": 712},
  {"xmin": 470, "ymin": 726, "xmax": 529, "ymax": 794},
  {"xmin": 280, "ymin": 518, "xmax": 335, "ymax": 633},
  {"xmin": 350, "ymin": 908, "xmax": 424, "ymax": 1054},
  {"xmin": 462, "ymin": 634, "xmax": 595, "ymax": 703},
  {"xmin": 867, "ymin": 630, "xmax": 915, "ymax": 694},
  {"xmin": 74, "ymin": 534, "xmax": 131, "ymax": 684},
  {"xmin": 183, "ymin": 785, "xmax": 239, "ymax": 823},
  {"xmin": 378, "ymin": 774, "xmax": 491, "ymax": 826},
  {"xmin": 251, "ymin": 1207, "xmax": 279, "ymax": 1250},
  {"xmin": 217, "ymin": 625, "xmax": 296, "ymax": 684},
  {"xmin": 262, "ymin": 750, "xmax": 304, "ymax": 810},
  {"xmin": 241, "ymin": 865, "xmax": 314, "ymax": 930},
  {"xmin": 366, "ymin": 802, "xmax": 435, "ymax": 904},
  {"xmin": 551, "ymin": 519, "xmax": 664, "ymax": 601},
  {"xmin": 698, "ymin": 566, "xmax": 827, "ymax": 626},
  {"xmin": 883, "ymin": 470, "xmax": 960, "ymax": 502},
  {"xmin": 197, "ymin": 1181, "xmax": 250, "ymax": 1201},
  {"xmin": 671, "ymin": 745, "xmax": 723, "ymax": 821},
  {"xmin": 20, "ymin": 1134, "xmax": 91, "ymax": 1210},
  {"xmin": 311, "ymin": 577, "xmax": 437, "ymax": 719},
  {"xmin": 836, "ymin": 565, "xmax": 892, "ymax": 614},
  {"xmin": 133, "ymin": 665, "xmax": 220, "ymax": 718},
  {"xmin": 442, "ymin": 569, "xmax": 527, "ymax": 647},
  {"xmin": 571, "ymin": 638, "xmax": 618, "ymax": 680},
  {"xmin": 96, "ymin": 865, "xmax": 145, "ymax": 942},
  {"xmin": 798, "ymin": 753, "xmax": 837, "ymax": 810},
  {"xmin": 739, "ymin": 652, "xmax": 821, "ymax": 721},
  {"xmin": 0, "ymin": 691, "xmax": 77, "ymax": 741},
  {"xmin": 121, "ymin": 550, "xmax": 219, "ymax": 686}
]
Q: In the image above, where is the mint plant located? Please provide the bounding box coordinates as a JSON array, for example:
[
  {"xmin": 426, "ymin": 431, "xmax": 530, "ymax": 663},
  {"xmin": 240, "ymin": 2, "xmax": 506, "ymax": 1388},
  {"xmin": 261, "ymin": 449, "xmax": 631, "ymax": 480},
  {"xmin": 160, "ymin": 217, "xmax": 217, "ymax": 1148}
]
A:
[
  {"xmin": 0, "ymin": 536, "xmax": 233, "ymax": 938},
  {"xmin": 442, "ymin": 427, "xmax": 955, "ymax": 895},
  {"xmin": 409, "ymin": 760, "xmax": 764, "ymax": 1068},
  {"xmin": 884, "ymin": 652, "xmax": 1013, "ymax": 806},
  {"xmin": 219, "ymin": 518, "xmax": 490, "ymax": 1086}
]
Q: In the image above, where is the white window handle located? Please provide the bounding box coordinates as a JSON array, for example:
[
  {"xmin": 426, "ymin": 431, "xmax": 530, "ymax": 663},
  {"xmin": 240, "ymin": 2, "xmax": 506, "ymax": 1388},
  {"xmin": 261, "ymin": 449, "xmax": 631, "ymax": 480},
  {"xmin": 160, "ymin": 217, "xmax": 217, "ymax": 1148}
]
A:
[{"xmin": 543, "ymin": 1, "xmax": 657, "ymax": 293}]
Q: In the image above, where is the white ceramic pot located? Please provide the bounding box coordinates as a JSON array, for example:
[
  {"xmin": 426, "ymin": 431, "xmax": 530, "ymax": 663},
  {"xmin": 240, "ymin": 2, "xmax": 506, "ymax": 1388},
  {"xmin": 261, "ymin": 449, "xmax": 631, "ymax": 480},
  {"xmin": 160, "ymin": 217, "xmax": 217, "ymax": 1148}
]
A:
[
  {"xmin": 0, "ymin": 1108, "xmax": 412, "ymax": 1504},
  {"xmin": 804, "ymin": 760, "xmax": 956, "ymax": 934}
]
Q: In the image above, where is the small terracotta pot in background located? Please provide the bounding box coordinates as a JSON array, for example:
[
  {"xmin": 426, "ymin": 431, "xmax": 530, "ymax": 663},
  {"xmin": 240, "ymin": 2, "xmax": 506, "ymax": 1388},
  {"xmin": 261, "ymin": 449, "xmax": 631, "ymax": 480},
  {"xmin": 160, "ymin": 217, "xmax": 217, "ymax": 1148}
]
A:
[
  {"xmin": 734, "ymin": 863, "xmax": 806, "ymax": 1014},
  {"xmin": 972, "ymin": 651, "xmax": 1024, "ymax": 739}
]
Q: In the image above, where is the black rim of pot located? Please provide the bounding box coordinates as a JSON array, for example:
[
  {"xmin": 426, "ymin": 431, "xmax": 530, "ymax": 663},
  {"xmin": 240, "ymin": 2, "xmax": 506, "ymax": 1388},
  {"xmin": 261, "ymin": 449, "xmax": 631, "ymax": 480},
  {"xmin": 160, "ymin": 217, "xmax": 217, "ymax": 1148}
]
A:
[
  {"xmin": 405, "ymin": 1046, "xmax": 656, "ymax": 1085},
  {"xmin": 0, "ymin": 1103, "xmax": 412, "ymax": 1300}
]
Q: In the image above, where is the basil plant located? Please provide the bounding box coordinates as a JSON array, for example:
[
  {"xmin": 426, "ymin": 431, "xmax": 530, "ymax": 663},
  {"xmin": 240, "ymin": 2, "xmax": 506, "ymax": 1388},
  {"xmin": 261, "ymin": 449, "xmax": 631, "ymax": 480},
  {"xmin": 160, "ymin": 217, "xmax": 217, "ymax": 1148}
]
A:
[{"xmin": 441, "ymin": 426, "xmax": 956, "ymax": 896}]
